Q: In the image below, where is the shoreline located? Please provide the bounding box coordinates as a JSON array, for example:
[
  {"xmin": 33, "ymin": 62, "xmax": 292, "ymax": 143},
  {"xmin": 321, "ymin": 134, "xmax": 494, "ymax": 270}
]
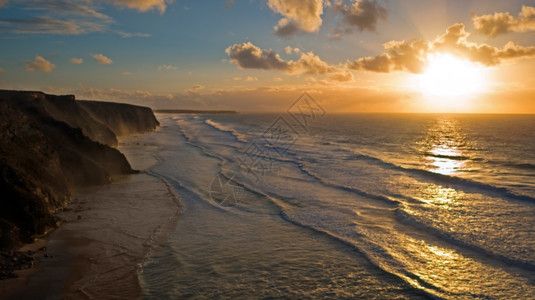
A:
[
  {"xmin": 0, "ymin": 129, "xmax": 180, "ymax": 299},
  {"xmin": 0, "ymin": 238, "xmax": 48, "ymax": 298}
]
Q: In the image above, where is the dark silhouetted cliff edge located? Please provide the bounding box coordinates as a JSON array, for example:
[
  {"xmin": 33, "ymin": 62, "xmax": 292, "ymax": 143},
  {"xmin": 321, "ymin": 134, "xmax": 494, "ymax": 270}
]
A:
[
  {"xmin": 79, "ymin": 100, "xmax": 159, "ymax": 136},
  {"xmin": 0, "ymin": 90, "xmax": 159, "ymax": 252}
]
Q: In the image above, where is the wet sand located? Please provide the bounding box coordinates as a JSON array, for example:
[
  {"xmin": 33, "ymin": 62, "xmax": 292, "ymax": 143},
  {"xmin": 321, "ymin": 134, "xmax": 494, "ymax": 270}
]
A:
[{"xmin": 1, "ymin": 131, "xmax": 180, "ymax": 299}]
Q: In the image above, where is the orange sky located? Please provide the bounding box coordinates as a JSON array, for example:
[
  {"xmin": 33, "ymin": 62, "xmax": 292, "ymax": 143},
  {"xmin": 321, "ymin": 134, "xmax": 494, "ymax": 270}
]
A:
[{"xmin": 0, "ymin": 0, "xmax": 534, "ymax": 113}]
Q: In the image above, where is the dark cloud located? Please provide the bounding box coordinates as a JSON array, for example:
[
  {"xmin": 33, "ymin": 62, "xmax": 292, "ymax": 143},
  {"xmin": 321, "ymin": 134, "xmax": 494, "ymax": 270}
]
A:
[
  {"xmin": 340, "ymin": 0, "xmax": 387, "ymax": 32},
  {"xmin": 226, "ymin": 42, "xmax": 340, "ymax": 75},
  {"xmin": 273, "ymin": 19, "xmax": 301, "ymax": 38},
  {"xmin": 348, "ymin": 53, "xmax": 391, "ymax": 72},
  {"xmin": 472, "ymin": 5, "xmax": 535, "ymax": 37},
  {"xmin": 226, "ymin": 42, "xmax": 290, "ymax": 71}
]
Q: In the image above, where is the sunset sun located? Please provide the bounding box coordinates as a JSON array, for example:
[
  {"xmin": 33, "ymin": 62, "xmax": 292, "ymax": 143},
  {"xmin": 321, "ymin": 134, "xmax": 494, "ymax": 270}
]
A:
[{"xmin": 419, "ymin": 53, "xmax": 486, "ymax": 100}]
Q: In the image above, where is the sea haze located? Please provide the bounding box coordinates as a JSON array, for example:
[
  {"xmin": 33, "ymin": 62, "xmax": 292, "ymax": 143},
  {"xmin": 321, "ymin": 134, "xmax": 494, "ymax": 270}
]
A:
[{"xmin": 139, "ymin": 113, "xmax": 535, "ymax": 299}]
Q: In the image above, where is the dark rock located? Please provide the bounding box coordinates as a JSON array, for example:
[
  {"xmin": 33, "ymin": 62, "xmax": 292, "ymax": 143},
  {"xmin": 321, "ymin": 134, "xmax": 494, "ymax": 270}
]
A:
[
  {"xmin": 0, "ymin": 250, "xmax": 35, "ymax": 279},
  {"xmin": 0, "ymin": 89, "xmax": 159, "ymax": 251}
]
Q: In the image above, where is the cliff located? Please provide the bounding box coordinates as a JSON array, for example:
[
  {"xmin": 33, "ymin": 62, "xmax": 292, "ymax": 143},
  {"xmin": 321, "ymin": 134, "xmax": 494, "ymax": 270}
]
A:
[
  {"xmin": 79, "ymin": 101, "xmax": 159, "ymax": 136},
  {"xmin": 0, "ymin": 90, "xmax": 159, "ymax": 249}
]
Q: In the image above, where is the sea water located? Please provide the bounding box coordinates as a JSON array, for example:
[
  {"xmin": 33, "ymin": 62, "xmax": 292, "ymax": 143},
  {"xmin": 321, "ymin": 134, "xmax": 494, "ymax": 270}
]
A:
[{"xmin": 139, "ymin": 113, "xmax": 535, "ymax": 299}]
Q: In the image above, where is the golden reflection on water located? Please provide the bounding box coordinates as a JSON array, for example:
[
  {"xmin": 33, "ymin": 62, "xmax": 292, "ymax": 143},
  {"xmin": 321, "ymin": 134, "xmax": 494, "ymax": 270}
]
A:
[
  {"xmin": 404, "ymin": 118, "xmax": 472, "ymax": 294},
  {"xmin": 415, "ymin": 117, "xmax": 469, "ymax": 212},
  {"xmin": 419, "ymin": 117, "xmax": 468, "ymax": 176},
  {"xmin": 416, "ymin": 184, "xmax": 464, "ymax": 210},
  {"xmin": 428, "ymin": 147, "xmax": 464, "ymax": 176}
]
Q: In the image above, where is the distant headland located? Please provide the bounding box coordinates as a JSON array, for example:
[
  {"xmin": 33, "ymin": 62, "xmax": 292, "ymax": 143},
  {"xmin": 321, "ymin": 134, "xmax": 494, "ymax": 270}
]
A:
[{"xmin": 155, "ymin": 109, "xmax": 237, "ymax": 114}]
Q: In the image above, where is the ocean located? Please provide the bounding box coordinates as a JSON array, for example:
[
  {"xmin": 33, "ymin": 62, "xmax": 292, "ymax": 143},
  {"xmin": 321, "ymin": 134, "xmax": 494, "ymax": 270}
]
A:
[{"xmin": 137, "ymin": 112, "xmax": 535, "ymax": 299}]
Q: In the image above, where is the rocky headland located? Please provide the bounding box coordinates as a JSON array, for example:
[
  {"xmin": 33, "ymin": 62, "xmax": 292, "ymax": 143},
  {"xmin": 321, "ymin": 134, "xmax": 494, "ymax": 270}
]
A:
[{"xmin": 0, "ymin": 90, "xmax": 159, "ymax": 263}]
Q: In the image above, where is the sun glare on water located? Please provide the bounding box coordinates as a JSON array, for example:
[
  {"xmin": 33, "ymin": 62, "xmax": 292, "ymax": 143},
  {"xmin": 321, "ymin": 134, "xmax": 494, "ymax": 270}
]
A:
[{"xmin": 417, "ymin": 53, "xmax": 487, "ymax": 111}]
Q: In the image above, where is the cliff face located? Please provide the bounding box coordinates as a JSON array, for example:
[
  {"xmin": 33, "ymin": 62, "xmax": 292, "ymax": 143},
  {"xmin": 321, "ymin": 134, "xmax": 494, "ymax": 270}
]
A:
[
  {"xmin": 0, "ymin": 90, "xmax": 118, "ymax": 146},
  {"xmin": 79, "ymin": 101, "xmax": 159, "ymax": 136},
  {"xmin": 0, "ymin": 90, "xmax": 159, "ymax": 249}
]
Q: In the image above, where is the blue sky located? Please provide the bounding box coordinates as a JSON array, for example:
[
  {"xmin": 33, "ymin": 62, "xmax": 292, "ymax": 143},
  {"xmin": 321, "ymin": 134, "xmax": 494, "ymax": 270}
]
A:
[{"xmin": 1, "ymin": 0, "xmax": 534, "ymax": 112}]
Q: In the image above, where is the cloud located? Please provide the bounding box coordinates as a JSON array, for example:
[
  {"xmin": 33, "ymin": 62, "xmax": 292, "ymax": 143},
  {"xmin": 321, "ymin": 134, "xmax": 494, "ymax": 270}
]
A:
[
  {"xmin": 284, "ymin": 46, "xmax": 300, "ymax": 54},
  {"xmin": 0, "ymin": 0, "xmax": 8, "ymax": 8},
  {"xmin": 70, "ymin": 57, "xmax": 83, "ymax": 64},
  {"xmin": 42, "ymin": 82, "xmax": 535, "ymax": 114},
  {"xmin": 0, "ymin": 67, "xmax": 4, "ymax": 72},
  {"xmin": 0, "ymin": 16, "xmax": 106, "ymax": 34},
  {"xmin": 305, "ymin": 77, "xmax": 318, "ymax": 83},
  {"xmin": 472, "ymin": 5, "xmax": 535, "ymax": 36},
  {"xmin": 272, "ymin": 18, "xmax": 301, "ymax": 37},
  {"xmin": 348, "ymin": 39, "xmax": 429, "ymax": 73},
  {"xmin": 0, "ymin": 0, "xmax": 159, "ymax": 36},
  {"xmin": 348, "ymin": 23, "xmax": 535, "ymax": 73},
  {"xmin": 234, "ymin": 76, "xmax": 258, "ymax": 82},
  {"xmin": 185, "ymin": 84, "xmax": 205, "ymax": 93},
  {"xmin": 329, "ymin": 72, "xmax": 353, "ymax": 82},
  {"xmin": 328, "ymin": 32, "xmax": 342, "ymax": 40},
  {"xmin": 104, "ymin": 0, "xmax": 171, "ymax": 14},
  {"xmin": 284, "ymin": 46, "xmax": 293, "ymax": 54},
  {"xmin": 340, "ymin": 0, "xmax": 387, "ymax": 32},
  {"xmin": 224, "ymin": 0, "xmax": 234, "ymax": 8},
  {"xmin": 25, "ymin": 55, "xmax": 55, "ymax": 72},
  {"xmin": 267, "ymin": 0, "xmax": 324, "ymax": 36},
  {"xmin": 0, "ymin": 0, "xmax": 113, "ymax": 35},
  {"xmin": 272, "ymin": 77, "xmax": 283, "ymax": 82},
  {"xmin": 291, "ymin": 51, "xmax": 339, "ymax": 74},
  {"xmin": 157, "ymin": 64, "xmax": 178, "ymax": 71},
  {"xmin": 43, "ymin": 84, "xmax": 415, "ymax": 113},
  {"xmin": 122, "ymin": 71, "xmax": 132, "ymax": 76},
  {"xmin": 433, "ymin": 23, "xmax": 535, "ymax": 66},
  {"xmin": 229, "ymin": 23, "xmax": 535, "ymax": 77},
  {"xmin": 226, "ymin": 42, "xmax": 290, "ymax": 71},
  {"xmin": 116, "ymin": 31, "xmax": 151, "ymax": 38},
  {"xmin": 93, "ymin": 53, "xmax": 113, "ymax": 64},
  {"xmin": 27, "ymin": 0, "xmax": 112, "ymax": 21},
  {"xmin": 226, "ymin": 42, "xmax": 340, "ymax": 75}
]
